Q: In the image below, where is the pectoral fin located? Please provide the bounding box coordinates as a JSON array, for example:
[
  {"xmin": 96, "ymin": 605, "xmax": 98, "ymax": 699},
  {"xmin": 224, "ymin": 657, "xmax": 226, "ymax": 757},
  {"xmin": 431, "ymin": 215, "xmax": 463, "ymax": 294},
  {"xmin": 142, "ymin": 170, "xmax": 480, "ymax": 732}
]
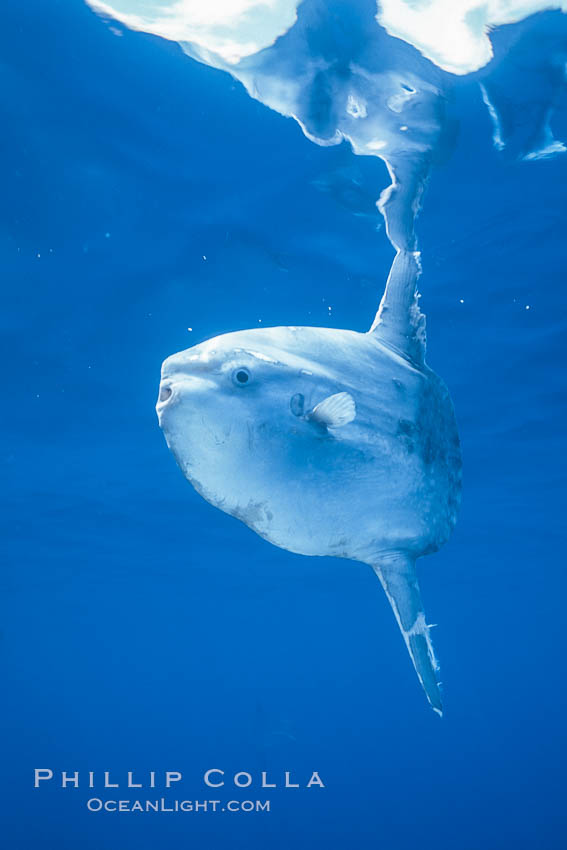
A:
[
  {"xmin": 309, "ymin": 392, "xmax": 356, "ymax": 428},
  {"xmin": 372, "ymin": 553, "xmax": 442, "ymax": 716}
]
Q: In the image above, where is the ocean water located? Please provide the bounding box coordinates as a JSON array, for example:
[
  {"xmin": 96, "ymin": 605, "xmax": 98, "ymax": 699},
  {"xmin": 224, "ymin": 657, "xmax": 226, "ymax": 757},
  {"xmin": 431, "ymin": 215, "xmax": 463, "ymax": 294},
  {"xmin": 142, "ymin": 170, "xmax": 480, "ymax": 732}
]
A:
[{"xmin": 2, "ymin": 2, "xmax": 567, "ymax": 848}]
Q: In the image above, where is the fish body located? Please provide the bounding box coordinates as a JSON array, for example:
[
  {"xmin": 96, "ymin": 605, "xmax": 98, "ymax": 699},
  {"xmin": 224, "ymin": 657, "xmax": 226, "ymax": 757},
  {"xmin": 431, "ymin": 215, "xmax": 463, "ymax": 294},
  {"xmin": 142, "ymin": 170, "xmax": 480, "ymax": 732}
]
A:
[{"xmin": 158, "ymin": 326, "xmax": 459, "ymax": 564}]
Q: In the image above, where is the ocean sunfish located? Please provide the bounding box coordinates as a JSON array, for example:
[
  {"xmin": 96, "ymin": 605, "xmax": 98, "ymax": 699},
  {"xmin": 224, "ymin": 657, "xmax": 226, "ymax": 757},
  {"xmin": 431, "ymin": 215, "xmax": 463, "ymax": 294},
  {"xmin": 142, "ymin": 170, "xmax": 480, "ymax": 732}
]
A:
[{"xmin": 156, "ymin": 251, "xmax": 462, "ymax": 714}]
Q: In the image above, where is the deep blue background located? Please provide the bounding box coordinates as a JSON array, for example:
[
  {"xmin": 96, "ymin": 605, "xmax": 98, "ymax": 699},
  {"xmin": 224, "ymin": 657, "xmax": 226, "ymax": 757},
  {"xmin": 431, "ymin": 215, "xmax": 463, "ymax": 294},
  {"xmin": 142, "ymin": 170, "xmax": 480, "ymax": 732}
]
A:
[{"xmin": 2, "ymin": 2, "xmax": 567, "ymax": 848}]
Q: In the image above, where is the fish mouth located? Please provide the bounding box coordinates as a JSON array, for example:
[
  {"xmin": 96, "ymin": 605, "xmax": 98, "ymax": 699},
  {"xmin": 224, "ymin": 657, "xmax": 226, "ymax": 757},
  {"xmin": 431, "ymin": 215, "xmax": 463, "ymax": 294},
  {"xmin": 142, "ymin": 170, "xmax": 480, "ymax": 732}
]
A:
[
  {"xmin": 155, "ymin": 380, "xmax": 174, "ymax": 418},
  {"xmin": 158, "ymin": 384, "xmax": 173, "ymax": 403},
  {"xmin": 156, "ymin": 374, "xmax": 216, "ymax": 420}
]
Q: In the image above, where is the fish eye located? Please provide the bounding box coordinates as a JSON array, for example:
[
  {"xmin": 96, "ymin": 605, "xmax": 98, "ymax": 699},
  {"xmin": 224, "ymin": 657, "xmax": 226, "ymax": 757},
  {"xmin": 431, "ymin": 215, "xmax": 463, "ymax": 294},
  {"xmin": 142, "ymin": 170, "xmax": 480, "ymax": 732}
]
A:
[{"xmin": 232, "ymin": 367, "xmax": 251, "ymax": 387}]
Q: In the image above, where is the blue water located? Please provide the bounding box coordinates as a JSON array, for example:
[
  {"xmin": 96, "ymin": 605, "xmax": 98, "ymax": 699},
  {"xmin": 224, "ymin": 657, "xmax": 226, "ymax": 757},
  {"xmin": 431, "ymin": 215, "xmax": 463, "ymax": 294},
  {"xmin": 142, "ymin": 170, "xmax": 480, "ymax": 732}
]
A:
[{"xmin": 2, "ymin": 3, "xmax": 567, "ymax": 848}]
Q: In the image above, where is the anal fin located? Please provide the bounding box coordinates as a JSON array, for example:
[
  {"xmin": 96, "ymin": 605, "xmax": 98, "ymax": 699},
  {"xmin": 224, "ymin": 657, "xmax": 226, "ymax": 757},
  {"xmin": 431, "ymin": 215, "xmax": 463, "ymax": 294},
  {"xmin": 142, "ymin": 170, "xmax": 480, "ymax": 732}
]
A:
[{"xmin": 372, "ymin": 552, "xmax": 442, "ymax": 716}]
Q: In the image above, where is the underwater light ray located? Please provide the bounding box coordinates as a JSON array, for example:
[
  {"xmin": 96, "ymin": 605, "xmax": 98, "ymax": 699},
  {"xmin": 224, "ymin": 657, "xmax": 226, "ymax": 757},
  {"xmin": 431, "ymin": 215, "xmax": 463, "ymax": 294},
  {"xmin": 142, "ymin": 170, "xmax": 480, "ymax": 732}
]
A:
[
  {"xmin": 86, "ymin": 1, "xmax": 567, "ymax": 320},
  {"xmin": 378, "ymin": 0, "xmax": 567, "ymax": 74}
]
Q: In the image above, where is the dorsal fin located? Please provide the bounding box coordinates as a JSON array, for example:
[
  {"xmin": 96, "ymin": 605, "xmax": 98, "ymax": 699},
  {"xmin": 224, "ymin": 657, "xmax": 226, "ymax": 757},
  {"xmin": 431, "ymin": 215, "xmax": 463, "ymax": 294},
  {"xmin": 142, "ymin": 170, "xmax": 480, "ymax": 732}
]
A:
[
  {"xmin": 369, "ymin": 250, "xmax": 426, "ymax": 366},
  {"xmin": 368, "ymin": 150, "xmax": 429, "ymax": 366}
]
